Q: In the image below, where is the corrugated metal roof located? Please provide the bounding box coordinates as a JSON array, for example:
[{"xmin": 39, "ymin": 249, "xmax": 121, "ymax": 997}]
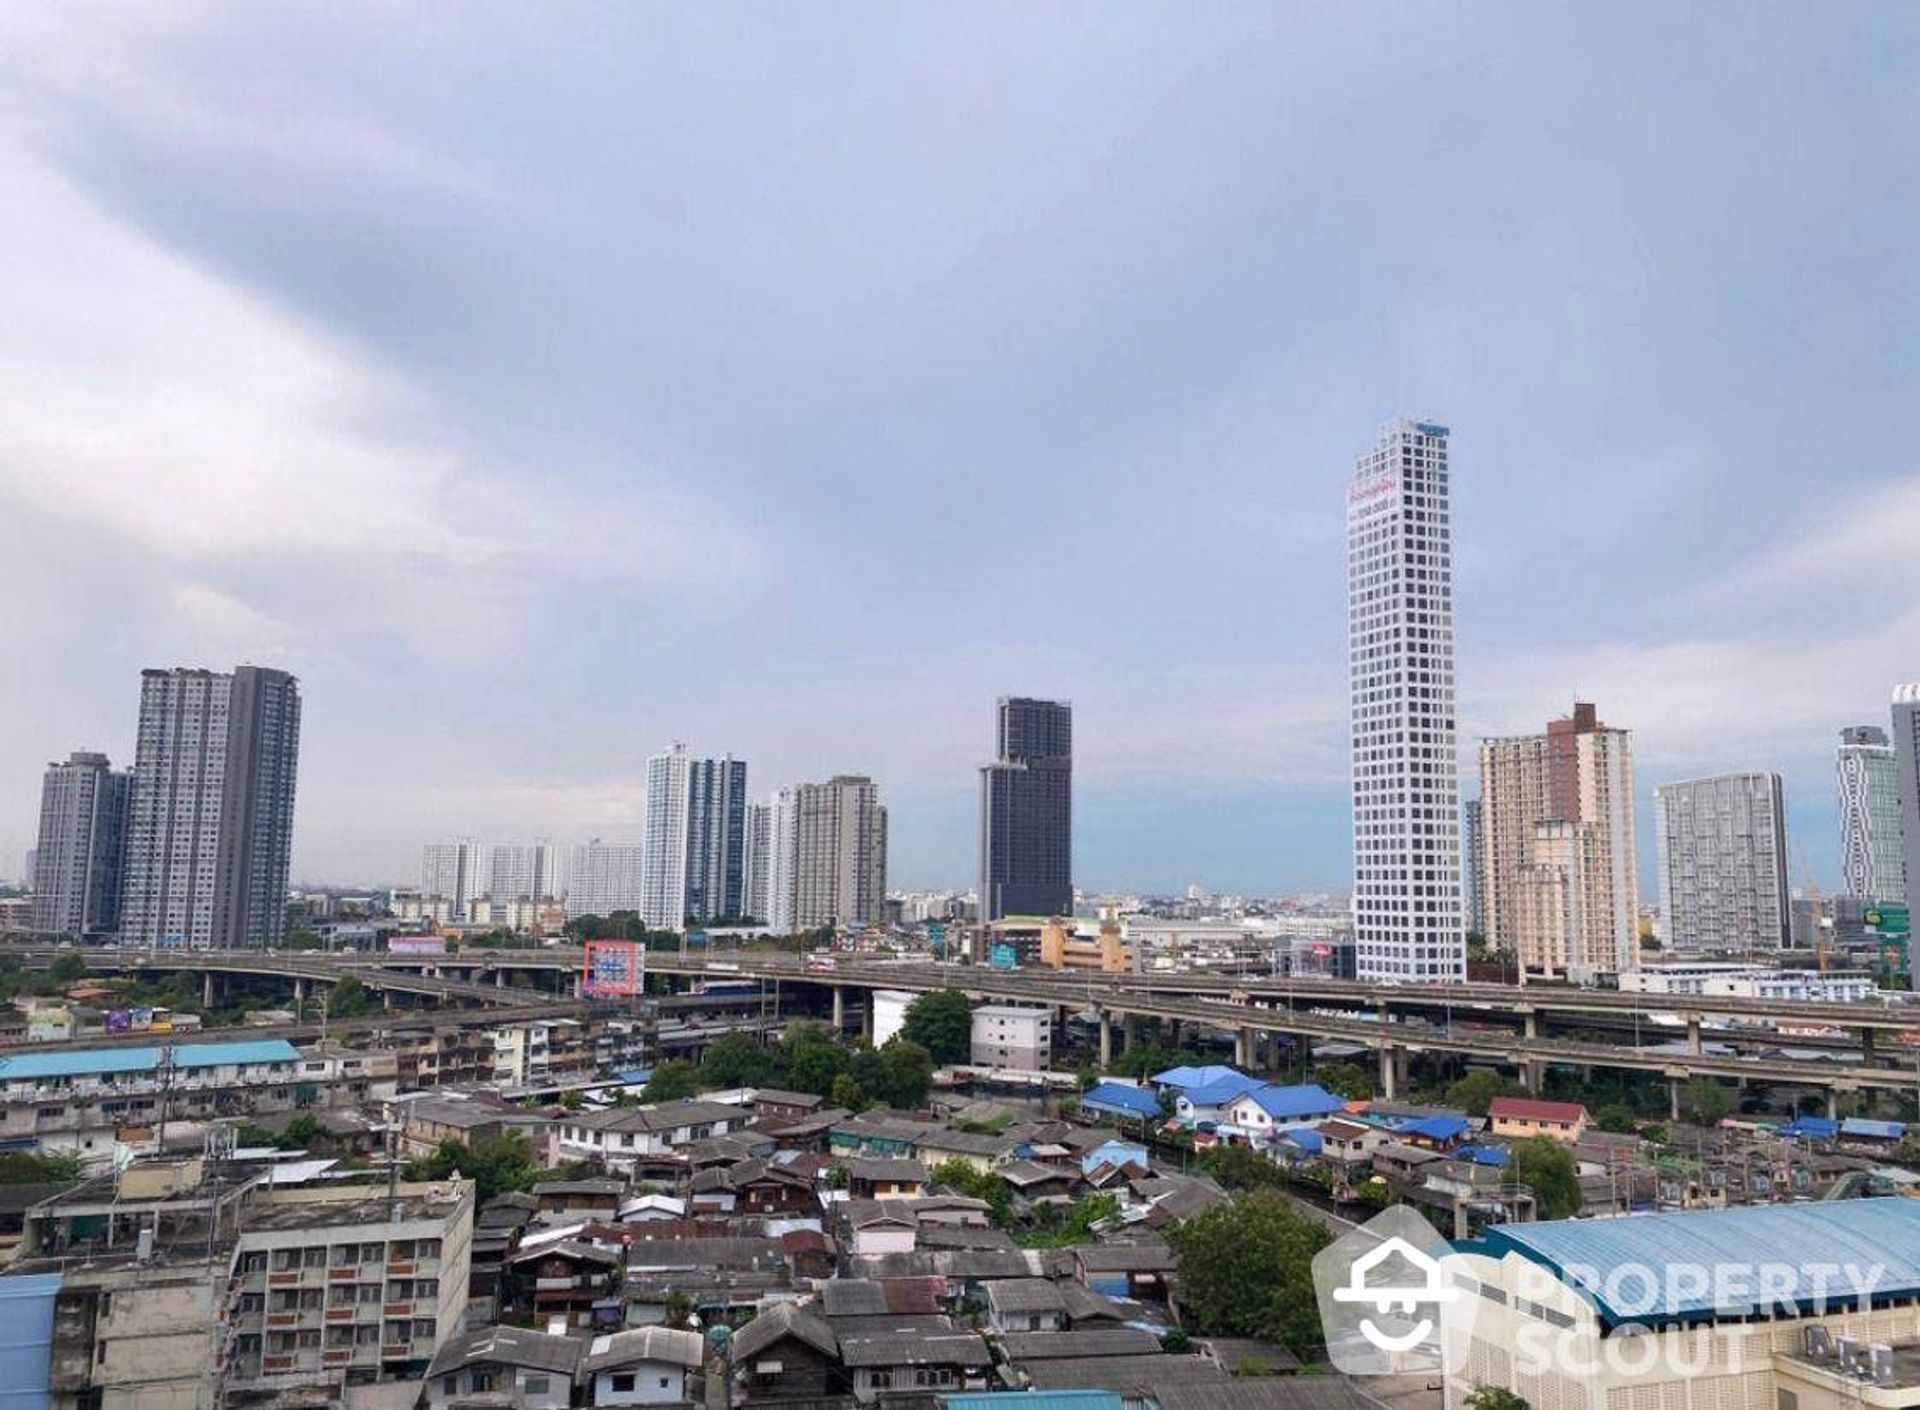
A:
[
  {"xmin": 0, "ymin": 1273, "xmax": 59, "ymax": 1405},
  {"xmin": 1477, "ymin": 1197, "xmax": 1920, "ymax": 1325},
  {"xmin": 0, "ymin": 1038, "xmax": 299, "ymax": 1081},
  {"xmin": 1236, "ymin": 1084, "xmax": 1343, "ymax": 1120},
  {"xmin": 945, "ymin": 1393, "xmax": 1124, "ymax": 1410},
  {"xmin": 1083, "ymin": 1083, "xmax": 1161, "ymax": 1118}
]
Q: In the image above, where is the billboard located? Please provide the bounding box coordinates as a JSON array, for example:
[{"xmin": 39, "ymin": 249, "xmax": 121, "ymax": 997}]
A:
[
  {"xmin": 388, "ymin": 935, "xmax": 447, "ymax": 955},
  {"xmin": 105, "ymin": 1008, "xmax": 132, "ymax": 1034},
  {"xmin": 583, "ymin": 939, "xmax": 643, "ymax": 997},
  {"xmin": 989, "ymin": 942, "xmax": 1018, "ymax": 971}
]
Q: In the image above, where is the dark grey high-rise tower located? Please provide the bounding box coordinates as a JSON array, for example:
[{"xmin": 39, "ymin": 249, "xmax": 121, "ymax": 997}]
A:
[
  {"xmin": 685, "ymin": 755, "xmax": 749, "ymax": 923},
  {"xmin": 31, "ymin": 751, "xmax": 132, "ymax": 938},
  {"xmin": 1894, "ymin": 685, "xmax": 1920, "ymax": 986},
  {"xmin": 121, "ymin": 665, "xmax": 301, "ymax": 949},
  {"xmin": 979, "ymin": 696, "xmax": 1072, "ymax": 921}
]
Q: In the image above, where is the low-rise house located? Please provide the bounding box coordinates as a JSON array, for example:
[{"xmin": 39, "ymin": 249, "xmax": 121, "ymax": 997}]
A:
[
  {"xmin": 535, "ymin": 1178, "xmax": 627, "ymax": 1220},
  {"xmin": 996, "ymin": 1328, "xmax": 1166, "ymax": 1364},
  {"xmin": 839, "ymin": 1331, "xmax": 991, "ymax": 1401},
  {"xmin": 1073, "ymin": 1242, "xmax": 1176, "ymax": 1301},
  {"xmin": 844, "ymin": 1157, "xmax": 929, "ymax": 1199},
  {"xmin": 728, "ymin": 1158, "xmax": 819, "ymax": 1216},
  {"xmin": 751, "ymin": 1089, "xmax": 830, "ymax": 1123},
  {"xmin": 999, "ymin": 1160, "xmax": 1076, "ymax": 1202},
  {"xmin": 983, "ymin": 1278, "xmax": 1070, "ymax": 1333},
  {"xmin": 424, "ymin": 1326, "xmax": 583, "ymax": 1410},
  {"xmin": 1078, "ymin": 1141, "xmax": 1150, "ymax": 1179},
  {"xmin": 918, "ymin": 1128, "xmax": 1023, "ymax": 1173},
  {"xmin": 1316, "ymin": 1118, "xmax": 1384, "ymax": 1165},
  {"xmin": 847, "ymin": 1204, "xmax": 919, "ymax": 1257},
  {"xmin": 552, "ymin": 1101, "xmax": 747, "ymax": 1174},
  {"xmin": 508, "ymin": 1239, "xmax": 622, "ymax": 1327},
  {"xmin": 830, "ymin": 1114, "xmax": 939, "ymax": 1158},
  {"xmin": 580, "ymin": 1325, "xmax": 705, "ymax": 1407},
  {"xmin": 1223, "ymin": 1084, "xmax": 1346, "ymax": 1135},
  {"xmin": 1371, "ymin": 1141, "xmax": 1444, "ymax": 1184},
  {"xmin": 1487, "ymin": 1096, "xmax": 1588, "ymax": 1143},
  {"xmin": 1395, "ymin": 1114, "xmax": 1471, "ymax": 1151},
  {"xmin": 1080, "ymin": 1082, "xmax": 1164, "ymax": 1124},
  {"xmin": 732, "ymin": 1302, "xmax": 842, "ymax": 1403},
  {"xmin": 1151, "ymin": 1066, "xmax": 1265, "ymax": 1125}
]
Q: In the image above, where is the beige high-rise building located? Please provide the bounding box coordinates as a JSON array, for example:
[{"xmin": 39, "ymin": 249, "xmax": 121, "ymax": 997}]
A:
[
  {"xmin": 1479, "ymin": 702, "xmax": 1638, "ymax": 977},
  {"xmin": 793, "ymin": 775, "xmax": 887, "ymax": 930}
]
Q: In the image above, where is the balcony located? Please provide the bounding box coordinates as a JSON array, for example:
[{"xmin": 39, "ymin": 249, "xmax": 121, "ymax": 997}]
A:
[
  {"xmin": 325, "ymin": 1308, "xmax": 356, "ymax": 1324},
  {"xmin": 324, "ymin": 1348, "xmax": 355, "ymax": 1366},
  {"xmin": 387, "ymin": 1260, "xmax": 415, "ymax": 1277},
  {"xmin": 382, "ymin": 1342, "xmax": 411, "ymax": 1359},
  {"xmin": 327, "ymin": 1267, "xmax": 359, "ymax": 1282},
  {"xmin": 266, "ymin": 1312, "xmax": 302, "ymax": 1329},
  {"xmin": 383, "ymin": 1301, "xmax": 413, "ymax": 1317},
  {"xmin": 267, "ymin": 1272, "xmax": 305, "ymax": 1288}
]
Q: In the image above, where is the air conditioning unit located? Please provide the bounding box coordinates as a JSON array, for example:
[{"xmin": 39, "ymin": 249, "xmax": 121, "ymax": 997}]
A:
[{"xmin": 1870, "ymin": 1346, "xmax": 1895, "ymax": 1387}]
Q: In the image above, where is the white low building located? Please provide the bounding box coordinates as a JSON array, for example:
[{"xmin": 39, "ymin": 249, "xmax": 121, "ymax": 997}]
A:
[
  {"xmin": 969, "ymin": 1005, "xmax": 1052, "ymax": 1070},
  {"xmin": 1619, "ymin": 963, "xmax": 1881, "ymax": 1003}
]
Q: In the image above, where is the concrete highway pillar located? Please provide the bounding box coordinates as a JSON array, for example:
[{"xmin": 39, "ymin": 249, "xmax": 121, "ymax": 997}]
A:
[
  {"xmin": 1234, "ymin": 1028, "xmax": 1253, "ymax": 1069},
  {"xmin": 1686, "ymin": 1016, "xmax": 1702, "ymax": 1056},
  {"xmin": 1862, "ymin": 1028, "xmax": 1877, "ymax": 1061},
  {"xmin": 202, "ymin": 972, "xmax": 214, "ymax": 1007},
  {"xmin": 1522, "ymin": 1009, "xmax": 1538, "ymax": 1041},
  {"xmin": 292, "ymin": 978, "xmax": 305, "ymax": 1008},
  {"xmin": 1168, "ymin": 1020, "xmax": 1183, "ymax": 1049},
  {"xmin": 1098, "ymin": 1014, "xmax": 1114, "ymax": 1069},
  {"xmin": 495, "ymin": 969, "xmax": 506, "ymax": 989},
  {"xmin": 383, "ymin": 988, "xmax": 393, "ymax": 1012},
  {"xmin": 1670, "ymin": 1080, "xmax": 1681, "ymax": 1121},
  {"xmin": 1524, "ymin": 1059, "xmax": 1544, "ymax": 1093},
  {"xmin": 1378, "ymin": 1046, "xmax": 1399, "ymax": 1100},
  {"xmin": 1827, "ymin": 1089, "xmax": 1839, "ymax": 1121},
  {"xmin": 832, "ymin": 986, "xmax": 845, "ymax": 1032},
  {"xmin": 1123, "ymin": 1014, "xmax": 1141, "ymax": 1052}
]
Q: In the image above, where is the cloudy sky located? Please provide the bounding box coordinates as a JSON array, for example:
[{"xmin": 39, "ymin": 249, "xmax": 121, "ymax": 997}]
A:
[{"xmin": 2, "ymin": 5, "xmax": 1916, "ymax": 895}]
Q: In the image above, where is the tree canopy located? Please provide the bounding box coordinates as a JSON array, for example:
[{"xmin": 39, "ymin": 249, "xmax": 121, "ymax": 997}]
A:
[
  {"xmin": 1445, "ymin": 1070, "xmax": 1519, "ymax": 1117},
  {"xmin": 900, "ymin": 989, "xmax": 973, "ymax": 1065},
  {"xmin": 1165, "ymin": 1191, "xmax": 1334, "ymax": 1358},
  {"xmin": 641, "ymin": 1060, "xmax": 703, "ymax": 1103},
  {"xmin": 1510, "ymin": 1137, "xmax": 1582, "ymax": 1219}
]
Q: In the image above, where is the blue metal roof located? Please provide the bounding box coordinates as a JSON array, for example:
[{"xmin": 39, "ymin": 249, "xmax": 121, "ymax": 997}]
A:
[
  {"xmin": 1454, "ymin": 1143, "xmax": 1507, "ymax": 1167},
  {"xmin": 1402, "ymin": 1114, "xmax": 1470, "ymax": 1142},
  {"xmin": 0, "ymin": 1038, "xmax": 300, "ymax": 1082},
  {"xmin": 0, "ymin": 1273, "xmax": 59, "ymax": 1404},
  {"xmin": 1236, "ymin": 1083, "xmax": 1344, "ymax": 1120},
  {"xmin": 1082, "ymin": 1082, "xmax": 1161, "ymax": 1119},
  {"xmin": 1283, "ymin": 1128, "xmax": 1324, "ymax": 1155},
  {"xmin": 1474, "ymin": 1197, "xmax": 1920, "ymax": 1327},
  {"xmin": 1080, "ymin": 1140, "xmax": 1149, "ymax": 1174},
  {"xmin": 1781, "ymin": 1116, "xmax": 1839, "ymax": 1139},
  {"xmin": 1840, "ymin": 1117, "xmax": 1906, "ymax": 1140},
  {"xmin": 1152, "ymin": 1064, "xmax": 1249, "ymax": 1091},
  {"xmin": 946, "ymin": 1394, "xmax": 1122, "ymax": 1410}
]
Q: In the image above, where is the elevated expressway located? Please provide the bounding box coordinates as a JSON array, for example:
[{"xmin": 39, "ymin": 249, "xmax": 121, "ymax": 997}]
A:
[{"xmin": 10, "ymin": 945, "xmax": 1918, "ymax": 1111}]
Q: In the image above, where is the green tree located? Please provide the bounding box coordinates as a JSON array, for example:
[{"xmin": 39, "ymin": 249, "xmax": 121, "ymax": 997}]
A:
[
  {"xmin": 642, "ymin": 1060, "xmax": 703, "ymax": 1103},
  {"xmin": 900, "ymin": 989, "xmax": 973, "ymax": 1065},
  {"xmin": 1684, "ymin": 1079, "xmax": 1733, "ymax": 1126},
  {"xmin": 699, "ymin": 1031, "xmax": 782, "ymax": 1089},
  {"xmin": 863, "ymin": 1039, "xmax": 934, "ymax": 1110},
  {"xmin": 48, "ymin": 954, "xmax": 88, "ymax": 985},
  {"xmin": 1196, "ymin": 1144, "xmax": 1286, "ymax": 1193},
  {"xmin": 0, "ymin": 1150, "xmax": 86, "ymax": 1184},
  {"xmin": 1315, "ymin": 1062, "xmax": 1372, "ymax": 1102},
  {"xmin": 831, "ymin": 1073, "xmax": 871, "ymax": 1112},
  {"xmin": 1594, "ymin": 1102, "xmax": 1636, "ymax": 1134},
  {"xmin": 929, "ymin": 1158, "xmax": 1012, "ymax": 1225},
  {"xmin": 1465, "ymin": 1389, "xmax": 1529, "ymax": 1410},
  {"xmin": 326, "ymin": 976, "xmax": 377, "ymax": 1018},
  {"xmin": 1165, "ymin": 1190, "xmax": 1334, "ymax": 1358},
  {"xmin": 1161, "ymin": 1329, "xmax": 1194, "ymax": 1354},
  {"xmin": 1510, "ymin": 1137, "xmax": 1582, "ymax": 1219},
  {"xmin": 1445, "ymin": 1070, "xmax": 1516, "ymax": 1117},
  {"xmin": 404, "ymin": 1132, "xmax": 540, "ymax": 1203},
  {"xmin": 280, "ymin": 1113, "xmax": 324, "ymax": 1149},
  {"xmin": 788, "ymin": 1035, "xmax": 851, "ymax": 1098}
]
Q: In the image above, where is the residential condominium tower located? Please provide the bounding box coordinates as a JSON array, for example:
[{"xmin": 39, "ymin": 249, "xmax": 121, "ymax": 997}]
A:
[
  {"xmin": 1895, "ymin": 685, "xmax": 1920, "ymax": 987},
  {"xmin": 1653, "ymin": 772, "xmax": 1790, "ymax": 954},
  {"xmin": 120, "ymin": 665, "xmax": 301, "ymax": 949},
  {"xmin": 489, "ymin": 841, "xmax": 566, "ymax": 903},
  {"xmin": 794, "ymin": 775, "xmax": 887, "ymax": 930},
  {"xmin": 640, "ymin": 745, "xmax": 748, "ymax": 928},
  {"xmin": 740, "ymin": 801, "xmax": 772, "ymax": 925},
  {"xmin": 765, "ymin": 787, "xmax": 799, "ymax": 934},
  {"xmin": 1837, "ymin": 725, "xmax": 1906, "ymax": 904},
  {"xmin": 420, "ymin": 840, "xmax": 485, "ymax": 922},
  {"xmin": 1347, "ymin": 418, "xmax": 1464, "ymax": 981},
  {"xmin": 979, "ymin": 696, "xmax": 1072, "ymax": 921},
  {"xmin": 31, "ymin": 751, "xmax": 132, "ymax": 938},
  {"xmin": 1479, "ymin": 702, "xmax": 1639, "ymax": 977}
]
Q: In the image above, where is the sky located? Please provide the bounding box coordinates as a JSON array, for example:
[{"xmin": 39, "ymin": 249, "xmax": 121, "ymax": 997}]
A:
[{"xmin": 1, "ymin": 4, "xmax": 1917, "ymax": 896}]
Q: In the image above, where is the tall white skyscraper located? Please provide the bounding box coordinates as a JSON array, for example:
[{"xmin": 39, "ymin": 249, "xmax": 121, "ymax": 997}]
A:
[
  {"xmin": 1346, "ymin": 418, "xmax": 1464, "ymax": 981},
  {"xmin": 1894, "ymin": 686, "xmax": 1920, "ymax": 981},
  {"xmin": 766, "ymin": 787, "xmax": 799, "ymax": 934},
  {"xmin": 489, "ymin": 842, "xmax": 566, "ymax": 903},
  {"xmin": 421, "ymin": 840, "xmax": 485, "ymax": 921},
  {"xmin": 566, "ymin": 841, "xmax": 645, "ymax": 919},
  {"xmin": 741, "ymin": 803, "xmax": 772, "ymax": 924},
  {"xmin": 1653, "ymin": 772, "xmax": 1790, "ymax": 954},
  {"xmin": 121, "ymin": 665, "xmax": 301, "ymax": 949},
  {"xmin": 640, "ymin": 745, "xmax": 692, "ymax": 929},
  {"xmin": 1837, "ymin": 725, "xmax": 1905, "ymax": 904}
]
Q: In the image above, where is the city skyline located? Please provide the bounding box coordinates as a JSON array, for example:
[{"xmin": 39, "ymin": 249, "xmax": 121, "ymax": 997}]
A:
[{"xmin": 2, "ymin": 9, "xmax": 1917, "ymax": 894}]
